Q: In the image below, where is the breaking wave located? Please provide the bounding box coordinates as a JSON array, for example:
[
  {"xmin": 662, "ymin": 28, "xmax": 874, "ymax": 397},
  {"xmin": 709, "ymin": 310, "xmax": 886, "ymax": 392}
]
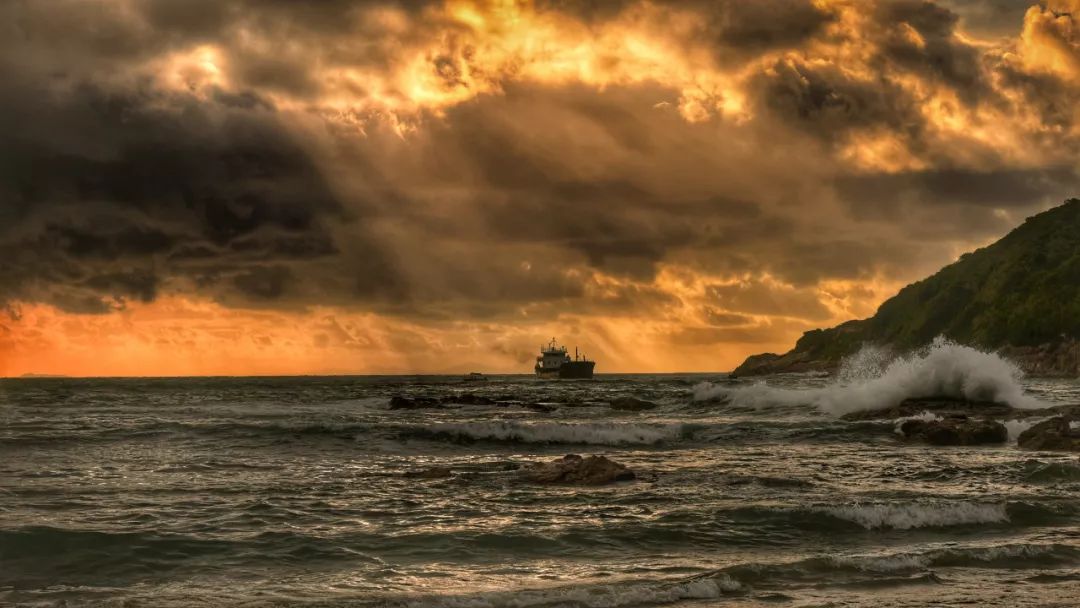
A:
[
  {"xmin": 831, "ymin": 542, "xmax": 1078, "ymax": 572},
  {"xmin": 409, "ymin": 421, "xmax": 688, "ymax": 446},
  {"xmin": 818, "ymin": 501, "xmax": 1008, "ymax": 530},
  {"xmin": 696, "ymin": 338, "xmax": 1043, "ymax": 415}
]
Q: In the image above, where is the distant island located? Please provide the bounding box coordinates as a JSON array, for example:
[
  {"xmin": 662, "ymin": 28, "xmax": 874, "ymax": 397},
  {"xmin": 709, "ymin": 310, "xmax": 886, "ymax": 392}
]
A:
[
  {"xmin": 734, "ymin": 198, "xmax": 1080, "ymax": 378},
  {"xmin": 19, "ymin": 373, "xmax": 71, "ymax": 378}
]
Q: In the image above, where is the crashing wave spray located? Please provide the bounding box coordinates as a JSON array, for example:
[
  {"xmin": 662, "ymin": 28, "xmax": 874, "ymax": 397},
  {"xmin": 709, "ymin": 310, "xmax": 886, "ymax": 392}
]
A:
[{"xmin": 695, "ymin": 338, "xmax": 1044, "ymax": 415}]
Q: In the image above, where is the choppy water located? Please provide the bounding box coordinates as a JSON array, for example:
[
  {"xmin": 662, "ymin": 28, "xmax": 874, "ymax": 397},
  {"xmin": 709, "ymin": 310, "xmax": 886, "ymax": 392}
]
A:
[{"xmin": 3, "ymin": 349, "xmax": 1080, "ymax": 606}]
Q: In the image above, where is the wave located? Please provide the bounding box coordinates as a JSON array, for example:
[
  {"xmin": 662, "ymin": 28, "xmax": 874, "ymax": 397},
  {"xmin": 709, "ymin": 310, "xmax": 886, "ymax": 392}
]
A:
[
  {"xmin": 819, "ymin": 501, "xmax": 1008, "ymax": 530},
  {"xmin": 0, "ymin": 419, "xmax": 381, "ymax": 445},
  {"xmin": 696, "ymin": 338, "xmax": 1043, "ymax": 415},
  {"xmin": 403, "ymin": 576, "xmax": 738, "ymax": 608},
  {"xmin": 826, "ymin": 542, "xmax": 1080, "ymax": 577},
  {"xmin": 1022, "ymin": 459, "xmax": 1080, "ymax": 482},
  {"xmin": 402, "ymin": 541, "xmax": 1080, "ymax": 608},
  {"xmin": 408, "ymin": 421, "xmax": 688, "ymax": 446},
  {"xmin": 718, "ymin": 500, "xmax": 1058, "ymax": 533}
]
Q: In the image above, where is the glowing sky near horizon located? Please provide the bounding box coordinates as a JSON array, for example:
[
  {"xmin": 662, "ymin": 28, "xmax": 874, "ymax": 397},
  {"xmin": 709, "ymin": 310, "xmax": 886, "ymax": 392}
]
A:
[{"xmin": 2, "ymin": 0, "xmax": 1080, "ymax": 376}]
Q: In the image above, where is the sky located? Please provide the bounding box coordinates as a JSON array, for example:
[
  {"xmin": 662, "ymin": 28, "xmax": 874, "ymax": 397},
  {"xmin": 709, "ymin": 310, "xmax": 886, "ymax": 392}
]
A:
[{"xmin": 1, "ymin": 0, "xmax": 1079, "ymax": 377}]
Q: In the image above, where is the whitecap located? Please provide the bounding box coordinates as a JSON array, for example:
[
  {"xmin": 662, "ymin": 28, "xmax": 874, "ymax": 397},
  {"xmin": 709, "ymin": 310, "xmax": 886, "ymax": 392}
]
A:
[
  {"xmin": 696, "ymin": 338, "xmax": 1044, "ymax": 415},
  {"xmin": 821, "ymin": 501, "xmax": 1008, "ymax": 530}
]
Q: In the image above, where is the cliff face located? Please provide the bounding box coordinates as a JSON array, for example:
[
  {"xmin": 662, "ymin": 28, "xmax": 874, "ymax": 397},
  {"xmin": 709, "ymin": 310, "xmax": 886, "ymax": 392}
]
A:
[{"xmin": 733, "ymin": 199, "xmax": 1080, "ymax": 377}]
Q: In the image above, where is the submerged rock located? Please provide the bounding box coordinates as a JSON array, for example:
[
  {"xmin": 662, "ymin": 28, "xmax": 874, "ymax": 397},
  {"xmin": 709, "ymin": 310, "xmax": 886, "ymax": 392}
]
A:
[
  {"xmin": 608, "ymin": 396, "xmax": 658, "ymax": 411},
  {"xmin": 899, "ymin": 415, "xmax": 1007, "ymax": 446},
  {"xmin": 842, "ymin": 397, "xmax": 1014, "ymax": 421},
  {"xmin": 389, "ymin": 396, "xmax": 444, "ymax": 409},
  {"xmin": 444, "ymin": 393, "xmax": 495, "ymax": 406},
  {"xmin": 1018, "ymin": 417, "xmax": 1080, "ymax": 451},
  {"xmin": 403, "ymin": 466, "xmax": 453, "ymax": 479},
  {"xmin": 519, "ymin": 454, "xmax": 635, "ymax": 485}
]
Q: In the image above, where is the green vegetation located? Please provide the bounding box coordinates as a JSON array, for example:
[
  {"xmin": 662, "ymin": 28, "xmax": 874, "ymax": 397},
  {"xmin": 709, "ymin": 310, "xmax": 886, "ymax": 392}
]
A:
[{"xmin": 752, "ymin": 198, "xmax": 1080, "ymax": 368}]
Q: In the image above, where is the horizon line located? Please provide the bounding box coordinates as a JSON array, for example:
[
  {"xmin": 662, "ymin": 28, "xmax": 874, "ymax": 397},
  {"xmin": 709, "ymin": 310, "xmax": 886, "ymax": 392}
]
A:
[{"xmin": 3, "ymin": 370, "xmax": 733, "ymax": 380}]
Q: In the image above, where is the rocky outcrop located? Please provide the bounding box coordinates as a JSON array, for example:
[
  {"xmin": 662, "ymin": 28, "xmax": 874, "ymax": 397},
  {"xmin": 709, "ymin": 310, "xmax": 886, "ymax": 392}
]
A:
[
  {"xmin": 841, "ymin": 397, "xmax": 1015, "ymax": 422},
  {"xmin": 1000, "ymin": 340, "xmax": 1080, "ymax": 378},
  {"xmin": 608, "ymin": 397, "xmax": 658, "ymax": 411},
  {"xmin": 735, "ymin": 344, "xmax": 1080, "ymax": 378},
  {"xmin": 519, "ymin": 454, "xmax": 635, "ymax": 485},
  {"xmin": 389, "ymin": 396, "xmax": 444, "ymax": 409},
  {"xmin": 1018, "ymin": 417, "xmax": 1080, "ymax": 451},
  {"xmin": 899, "ymin": 415, "xmax": 1007, "ymax": 446},
  {"xmin": 731, "ymin": 351, "xmax": 835, "ymax": 377}
]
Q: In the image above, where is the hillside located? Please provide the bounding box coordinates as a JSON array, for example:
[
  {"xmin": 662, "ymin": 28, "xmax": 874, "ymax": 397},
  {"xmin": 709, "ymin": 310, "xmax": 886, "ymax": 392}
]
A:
[{"xmin": 733, "ymin": 198, "xmax": 1080, "ymax": 377}]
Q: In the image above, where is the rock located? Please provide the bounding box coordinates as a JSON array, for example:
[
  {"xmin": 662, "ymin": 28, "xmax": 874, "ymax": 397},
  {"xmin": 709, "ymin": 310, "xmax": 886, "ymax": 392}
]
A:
[
  {"xmin": 899, "ymin": 415, "xmax": 1007, "ymax": 445},
  {"xmin": 1000, "ymin": 340, "xmax": 1080, "ymax": 378},
  {"xmin": 519, "ymin": 454, "xmax": 636, "ymax": 485},
  {"xmin": 609, "ymin": 396, "xmax": 658, "ymax": 411},
  {"xmin": 403, "ymin": 466, "xmax": 453, "ymax": 479},
  {"xmin": 389, "ymin": 395, "xmax": 443, "ymax": 409},
  {"xmin": 1018, "ymin": 417, "xmax": 1080, "ymax": 451},
  {"xmin": 442, "ymin": 393, "xmax": 495, "ymax": 406},
  {"xmin": 842, "ymin": 397, "xmax": 1014, "ymax": 421}
]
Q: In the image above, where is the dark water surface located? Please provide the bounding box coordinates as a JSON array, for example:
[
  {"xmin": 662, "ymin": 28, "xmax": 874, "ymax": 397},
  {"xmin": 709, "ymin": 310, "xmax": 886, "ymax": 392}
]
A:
[{"xmin": 2, "ymin": 370, "xmax": 1079, "ymax": 607}]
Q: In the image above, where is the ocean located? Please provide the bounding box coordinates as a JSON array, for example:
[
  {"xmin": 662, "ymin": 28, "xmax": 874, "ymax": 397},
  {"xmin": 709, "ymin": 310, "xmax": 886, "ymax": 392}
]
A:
[{"xmin": 3, "ymin": 342, "xmax": 1080, "ymax": 607}]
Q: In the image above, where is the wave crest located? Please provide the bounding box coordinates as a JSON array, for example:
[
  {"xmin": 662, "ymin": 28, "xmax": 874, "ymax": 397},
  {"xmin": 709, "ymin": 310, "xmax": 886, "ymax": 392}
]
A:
[
  {"xmin": 698, "ymin": 338, "xmax": 1043, "ymax": 415},
  {"xmin": 820, "ymin": 501, "xmax": 1008, "ymax": 530}
]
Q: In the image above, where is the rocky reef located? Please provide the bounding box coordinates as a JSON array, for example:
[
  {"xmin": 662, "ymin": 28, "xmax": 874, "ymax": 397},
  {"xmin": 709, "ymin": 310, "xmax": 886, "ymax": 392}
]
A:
[
  {"xmin": 518, "ymin": 454, "xmax": 635, "ymax": 485},
  {"xmin": 1018, "ymin": 417, "xmax": 1080, "ymax": 451},
  {"xmin": 898, "ymin": 415, "xmax": 1007, "ymax": 446}
]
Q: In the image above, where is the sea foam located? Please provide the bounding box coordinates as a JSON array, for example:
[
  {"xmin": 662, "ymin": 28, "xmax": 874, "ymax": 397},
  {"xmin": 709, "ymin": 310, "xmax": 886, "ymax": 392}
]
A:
[
  {"xmin": 696, "ymin": 338, "xmax": 1043, "ymax": 415},
  {"xmin": 820, "ymin": 501, "xmax": 1008, "ymax": 530}
]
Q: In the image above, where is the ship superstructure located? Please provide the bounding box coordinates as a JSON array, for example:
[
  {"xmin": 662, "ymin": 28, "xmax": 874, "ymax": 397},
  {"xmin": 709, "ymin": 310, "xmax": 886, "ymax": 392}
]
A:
[{"xmin": 534, "ymin": 338, "xmax": 595, "ymax": 379}]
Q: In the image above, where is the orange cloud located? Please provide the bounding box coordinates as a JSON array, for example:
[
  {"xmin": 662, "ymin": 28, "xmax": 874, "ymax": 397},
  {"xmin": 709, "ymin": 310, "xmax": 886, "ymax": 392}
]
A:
[{"xmin": 0, "ymin": 262, "xmax": 906, "ymax": 377}]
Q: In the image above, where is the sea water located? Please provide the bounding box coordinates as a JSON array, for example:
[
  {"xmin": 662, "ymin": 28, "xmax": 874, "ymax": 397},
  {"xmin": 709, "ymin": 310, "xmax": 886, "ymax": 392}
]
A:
[{"xmin": 2, "ymin": 345, "xmax": 1080, "ymax": 606}]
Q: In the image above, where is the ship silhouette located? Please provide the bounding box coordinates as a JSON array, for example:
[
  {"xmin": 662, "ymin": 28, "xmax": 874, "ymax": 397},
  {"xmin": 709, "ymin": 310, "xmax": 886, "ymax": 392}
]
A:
[{"xmin": 534, "ymin": 338, "xmax": 595, "ymax": 379}]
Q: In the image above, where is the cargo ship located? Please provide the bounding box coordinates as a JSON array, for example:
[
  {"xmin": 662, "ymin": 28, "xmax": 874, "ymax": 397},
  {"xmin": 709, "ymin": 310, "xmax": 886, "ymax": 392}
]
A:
[{"xmin": 534, "ymin": 338, "xmax": 595, "ymax": 379}]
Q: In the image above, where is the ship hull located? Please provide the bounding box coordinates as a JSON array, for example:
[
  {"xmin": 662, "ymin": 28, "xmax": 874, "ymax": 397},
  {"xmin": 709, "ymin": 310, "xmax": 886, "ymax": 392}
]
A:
[
  {"xmin": 557, "ymin": 361, "xmax": 595, "ymax": 379},
  {"xmin": 534, "ymin": 362, "xmax": 595, "ymax": 379}
]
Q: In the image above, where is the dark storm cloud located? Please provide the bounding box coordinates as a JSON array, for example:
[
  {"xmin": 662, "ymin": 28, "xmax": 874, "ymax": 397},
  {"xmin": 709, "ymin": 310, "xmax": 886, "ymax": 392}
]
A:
[
  {"xmin": 752, "ymin": 57, "xmax": 922, "ymax": 139},
  {"xmin": 876, "ymin": 0, "xmax": 992, "ymax": 102},
  {"xmin": 837, "ymin": 167, "xmax": 1080, "ymax": 211},
  {"xmin": 0, "ymin": 70, "xmax": 380, "ymax": 312},
  {"xmin": 748, "ymin": 1, "xmax": 993, "ymax": 144},
  {"xmin": 939, "ymin": 0, "xmax": 1033, "ymax": 37},
  {"xmin": 698, "ymin": 0, "xmax": 837, "ymax": 54}
]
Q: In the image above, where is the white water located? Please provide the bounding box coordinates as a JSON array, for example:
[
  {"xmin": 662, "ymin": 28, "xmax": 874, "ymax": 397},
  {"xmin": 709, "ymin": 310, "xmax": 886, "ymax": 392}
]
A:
[
  {"xmin": 821, "ymin": 501, "xmax": 1009, "ymax": 530},
  {"xmin": 696, "ymin": 338, "xmax": 1044, "ymax": 415},
  {"xmin": 829, "ymin": 542, "xmax": 1065, "ymax": 573},
  {"xmin": 892, "ymin": 411, "xmax": 942, "ymax": 435}
]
